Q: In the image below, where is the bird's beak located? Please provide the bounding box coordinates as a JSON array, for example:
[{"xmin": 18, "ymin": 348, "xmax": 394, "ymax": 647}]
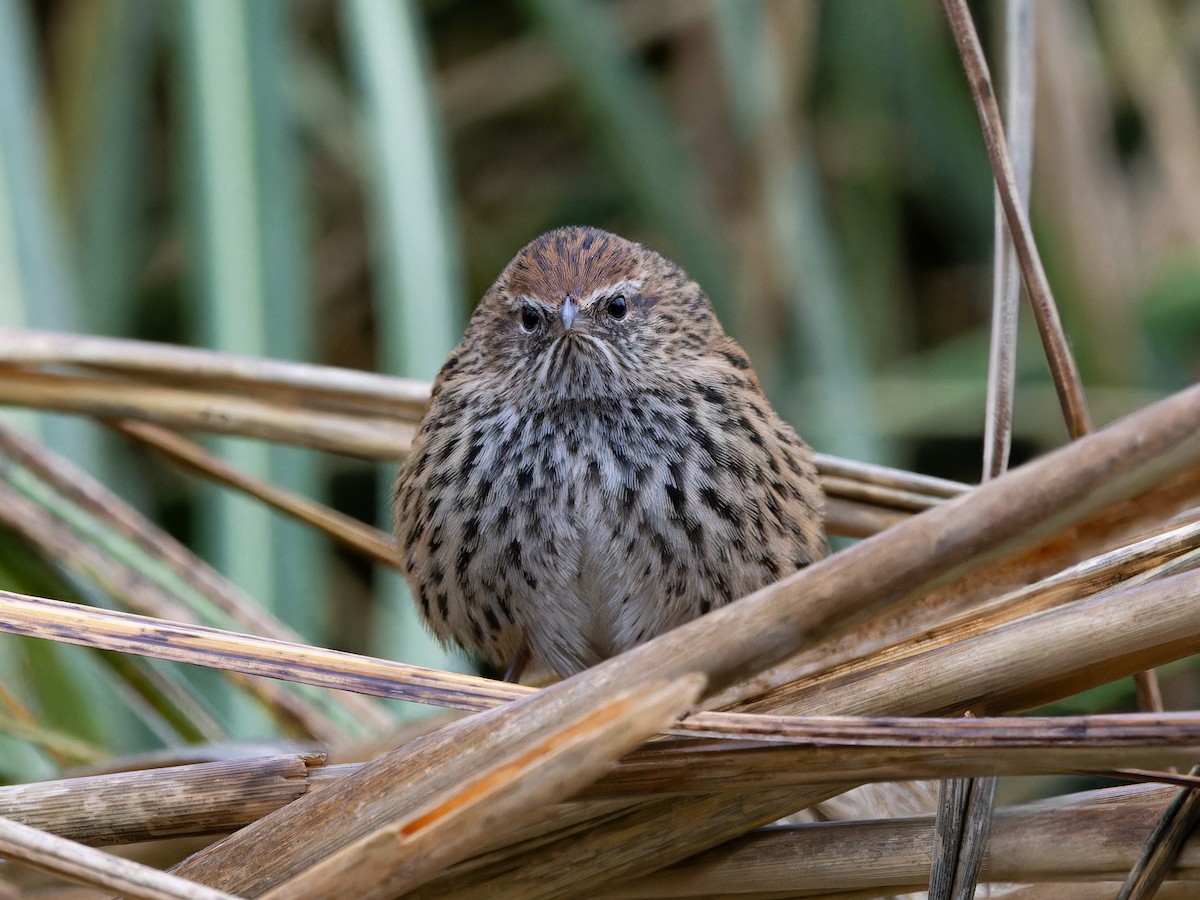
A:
[{"xmin": 561, "ymin": 297, "xmax": 579, "ymax": 331}]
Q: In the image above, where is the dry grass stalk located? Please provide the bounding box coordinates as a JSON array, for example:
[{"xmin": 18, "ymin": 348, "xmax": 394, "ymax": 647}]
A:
[
  {"xmin": 0, "ymin": 591, "xmax": 525, "ymax": 713},
  {"xmin": 737, "ymin": 510, "xmax": 1200, "ymax": 716},
  {"xmin": 1117, "ymin": 763, "xmax": 1200, "ymax": 900},
  {"xmin": 0, "ymin": 327, "xmax": 430, "ymax": 415},
  {"xmin": 822, "ymin": 497, "xmax": 910, "ymax": 538},
  {"xmin": 0, "ymin": 369, "xmax": 412, "ymax": 459},
  {"xmin": 0, "ymin": 755, "xmax": 318, "ymax": 847},
  {"xmin": 599, "ymin": 785, "xmax": 1200, "ymax": 899},
  {"xmin": 950, "ymin": 0, "xmax": 1038, "ymax": 882},
  {"xmin": 7, "ymin": 712, "xmax": 1199, "ymax": 849},
  {"xmin": 941, "ymin": 0, "xmax": 1091, "ymax": 438},
  {"xmin": 725, "ymin": 461, "xmax": 1200, "ymax": 709},
  {"xmin": 811, "ymin": 454, "xmax": 966, "ymax": 499},
  {"xmin": 0, "ymin": 816, "xmax": 241, "ymax": 900},
  {"xmin": 110, "ymin": 419, "xmax": 398, "ymax": 568},
  {"xmin": 815, "ymin": 476, "xmax": 943, "ymax": 513},
  {"xmin": 0, "ymin": 425, "xmax": 390, "ymax": 737},
  {"xmin": 982, "ymin": 0, "xmax": 1035, "ymax": 481}
]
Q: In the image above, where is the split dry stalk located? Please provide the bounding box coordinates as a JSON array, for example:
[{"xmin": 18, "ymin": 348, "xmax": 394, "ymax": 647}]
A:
[
  {"xmin": 982, "ymin": 0, "xmax": 1035, "ymax": 481},
  {"xmin": 261, "ymin": 677, "xmax": 703, "ymax": 900}
]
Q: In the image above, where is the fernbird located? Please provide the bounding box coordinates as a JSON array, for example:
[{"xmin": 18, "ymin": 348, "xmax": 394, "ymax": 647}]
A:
[{"xmin": 394, "ymin": 227, "xmax": 827, "ymax": 679}]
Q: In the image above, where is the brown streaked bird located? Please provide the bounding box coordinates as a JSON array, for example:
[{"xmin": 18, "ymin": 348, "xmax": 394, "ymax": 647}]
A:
[{"xmin": 394, "ymin": 227, "xmax": 827, "ymax": 679}]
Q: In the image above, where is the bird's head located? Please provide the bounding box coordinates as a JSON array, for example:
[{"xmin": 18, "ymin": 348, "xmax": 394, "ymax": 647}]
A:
[{"xmin": 452, "ymin": 227, "xmax": 722, "ymax": 403}]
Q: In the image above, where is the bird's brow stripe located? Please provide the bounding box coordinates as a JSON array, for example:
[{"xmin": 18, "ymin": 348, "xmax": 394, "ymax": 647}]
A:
[
  {"xmin": 506, "ymin": 294, "xmax": 552, "ymax": 312},
  {"xmin": 578, "ymin": 279, "xmax": 644, "ymax": 309}
]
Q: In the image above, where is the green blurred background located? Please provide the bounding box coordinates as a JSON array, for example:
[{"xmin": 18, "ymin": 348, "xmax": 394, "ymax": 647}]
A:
[{"xmin": 1, "ymin": 0, "xmax": 1199, "ymax": 779}]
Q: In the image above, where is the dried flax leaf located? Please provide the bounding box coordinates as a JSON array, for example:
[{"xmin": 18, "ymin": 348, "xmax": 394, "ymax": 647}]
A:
[
  {"xmin": 592, "ymin": 740, "xmax": 1200, "ymax": 798},
  {"xmin": 929, "ymin": 774, "xmax": 994, "ymax": 900},
  {"xmin": 261, "ymin": 675, "xmax": 704, "ymax": 900},
  {"xmin": 16, "ymin": 382, "xmax": 1191, "ymax": 896},
  {"xmin": 2, "ymin": 460, "xmax": 1200, "ymax": 892},
  {"xmin": 424, "ymin": 415, "xmax": 1200, "ymax": 897},
  {"xmin": 7, "ymin": 343, "xmax": 1200, "ymax": 888},
  {"xmin": 593, "ymin": 711, "xmax": 1200, "ymax": 797},
  {"xmin": 680, "ymin": 710, "xmax": 1200, "ymax": 746}
]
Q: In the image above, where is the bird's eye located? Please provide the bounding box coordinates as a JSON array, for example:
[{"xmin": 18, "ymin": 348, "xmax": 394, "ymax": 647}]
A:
[
  {"xmin": 519, "ymin": 304, "xmax": 543, "ymax": 333},
  {"xmin": 607, "ymin": 294, "xmax": 627, "ymax": 320}
]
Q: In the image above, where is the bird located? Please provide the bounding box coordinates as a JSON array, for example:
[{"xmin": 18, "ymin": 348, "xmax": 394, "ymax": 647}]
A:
[{"xmin": 393, "ymin": 226, "xmax": 827, "ymax": 680}]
